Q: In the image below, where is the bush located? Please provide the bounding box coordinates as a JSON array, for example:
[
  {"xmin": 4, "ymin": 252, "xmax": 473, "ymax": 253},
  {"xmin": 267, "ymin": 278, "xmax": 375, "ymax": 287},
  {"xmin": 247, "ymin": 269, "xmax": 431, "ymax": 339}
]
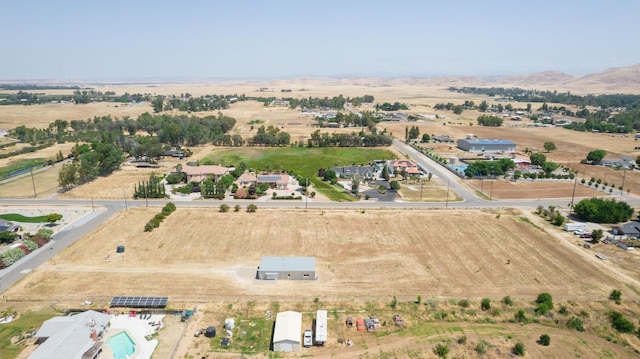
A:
[
  {"xmin": 535, "ymin": 292, "xmax": 553, "ymax": 315},
  {"xmin": 608, "ymin": 311, "xmax": 636, "ymax": 333},
  {"xmin": 247, "ymin": 204, "xmax": 258, "ymax": 213},
  {"xmin": 37, "ymin": 228, "xmax": 53, "ymax": 240},
  {"xmin": 513, "ymin": 342, "xmax": 525, "ymax": 356},
  {"xmin": 234, "ymin": 205, "xmax": 241, "ymax": 212},
  {"xmin": 219, "ymin": 204, "xmax": 230, "ymax": 213},
  {"xmin": 481, "ymin": 298, "xmax": 491, "ymax": 311},
  {"xmin": 433, "ymin": 343, "xmax": 449, "ymax": 358},
  {"xmin": 567, "ymin": 317, "xmax": 584, "ymax": 332},
  {"xmin": 514, "ymin": 309, "xmax": 527, "ymax": 322},
  {"xmin": 390, "ymin": 180, "xmax": 400, "ymax": 190},
  {"xmin": 558, "ymin": 305, "xmax": 569, "ymax": 315},
  {"xmin": 23, "ymin": 240, "xmax": 38, "ymax": 252},
  {"xmin": 457, "ymin": 335, "xmax": 467, "ymax": 345},
  {"xmin": 538, "ymin": 333, "xmax": 550, "ymax": 346},
  {"xmin": 144, "ymin": 222, "xmax": 154, "ymax": 232},
  {"xmin": 458, "ymin": 299, "xmax": 470, "ymax": 308},
  {"xmin": 0, "ymin": 231, "xmax": 18, "ymax": 244},
  {"xmin": 609, "ymin": 289, "xmax": 622, "ymax": 303},
  {"xmin": 475, "ymin": 341, "xmax": 487, "ymax": 354},
  {"xmin": 502, "ymin": 296, "xmax": 513, "ymax": 306},
  {"xmin": 0, "ymin": 248, "xmax": 26, "ymax": 267}
]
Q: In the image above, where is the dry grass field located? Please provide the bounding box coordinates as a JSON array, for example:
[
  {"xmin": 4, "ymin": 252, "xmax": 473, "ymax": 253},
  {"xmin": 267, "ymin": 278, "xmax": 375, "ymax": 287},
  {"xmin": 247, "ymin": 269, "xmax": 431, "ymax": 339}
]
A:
[
  {"xmin": 0, "ymin": 166, "xmax": 60, "ymax": 198},
  {"xmin": 7, "ymin": 208, "xmax": 633, "ymax": 304},
  {"xmin": 466, "ymin": 179, "xmax": 605, "ymax": 200}
]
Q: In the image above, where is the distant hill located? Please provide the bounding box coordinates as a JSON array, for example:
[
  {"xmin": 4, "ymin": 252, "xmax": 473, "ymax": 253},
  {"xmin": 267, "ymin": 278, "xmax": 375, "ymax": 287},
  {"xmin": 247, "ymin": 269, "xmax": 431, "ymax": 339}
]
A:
[
  {"xmin": 566, "ymin": 63, "xmax": 640, "ymax": 90},
  {"xmin": 497, "ymin": 71, "xmax": 575, "ymax": 87}
]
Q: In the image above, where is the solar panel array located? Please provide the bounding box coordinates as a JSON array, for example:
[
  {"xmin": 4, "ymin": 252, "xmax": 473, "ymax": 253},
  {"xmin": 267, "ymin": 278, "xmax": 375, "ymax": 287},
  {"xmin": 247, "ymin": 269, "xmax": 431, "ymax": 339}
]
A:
[{"xmin": 110, "ymin": 296, "xmax": 168, "ymax": 308}]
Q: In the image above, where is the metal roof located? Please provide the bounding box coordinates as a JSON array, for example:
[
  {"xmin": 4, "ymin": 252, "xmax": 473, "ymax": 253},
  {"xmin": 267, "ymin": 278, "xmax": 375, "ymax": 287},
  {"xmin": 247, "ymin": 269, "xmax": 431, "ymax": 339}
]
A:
[
  {"xmin": 459, "ymin": 139, "xmax": 516, "ymax": 145},
  {"xmin": 259, "ymin": 257, "xmax": 316, "ymax": 272},
  {"xmin": 273, "ymin": 311, "xmax": 302, "ymax": 343}
]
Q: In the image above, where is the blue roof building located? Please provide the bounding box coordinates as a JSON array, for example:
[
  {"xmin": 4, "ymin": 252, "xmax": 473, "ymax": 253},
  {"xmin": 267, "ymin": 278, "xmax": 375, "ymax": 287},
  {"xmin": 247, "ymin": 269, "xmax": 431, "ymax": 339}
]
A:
[{"xmin": 457, "ymin": 138, "xmax": 516, "ymax": 153}]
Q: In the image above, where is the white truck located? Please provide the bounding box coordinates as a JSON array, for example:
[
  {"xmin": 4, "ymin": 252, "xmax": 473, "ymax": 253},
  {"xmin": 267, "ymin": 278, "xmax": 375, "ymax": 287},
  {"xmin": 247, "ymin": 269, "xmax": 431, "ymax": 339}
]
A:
[
  {"xmin": 303, "ymin": 329, "xmax": 313, "ymax": 347},
  {"xmin": 564, "ymin": 222, "xmax": 586, "ymax": 232}
]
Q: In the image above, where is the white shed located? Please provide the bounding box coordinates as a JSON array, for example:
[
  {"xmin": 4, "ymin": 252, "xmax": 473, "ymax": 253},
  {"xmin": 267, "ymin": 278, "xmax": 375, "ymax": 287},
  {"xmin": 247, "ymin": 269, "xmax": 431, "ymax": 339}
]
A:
[{"xmin": 273, "ymin": 311, "xmax": 302, "ymax": 352}]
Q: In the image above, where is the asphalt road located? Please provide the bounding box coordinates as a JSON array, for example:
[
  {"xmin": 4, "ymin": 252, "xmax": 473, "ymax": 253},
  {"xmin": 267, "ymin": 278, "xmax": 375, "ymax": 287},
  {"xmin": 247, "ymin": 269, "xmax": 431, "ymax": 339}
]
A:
[{"xmin": 1, "ymin": 142, "xmax": 639, "ymax": 295}]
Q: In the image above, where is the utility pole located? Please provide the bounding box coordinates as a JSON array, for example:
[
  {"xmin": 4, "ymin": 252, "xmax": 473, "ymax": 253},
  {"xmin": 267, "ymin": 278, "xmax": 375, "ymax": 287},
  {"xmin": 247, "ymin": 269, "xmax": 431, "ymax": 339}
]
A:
[
  {"xmin": 123, "ymin": 188, "xmax": 128, "ymax": 211},
  {"xmin": 91, "ymin": 197, "xmax": 94, "ymax": 212},
  {"xmin": 621, "ymin": 168, "xmax": 627, "ymax": 198},
  {"xmin": 490, "ymin": 180, "xmax": 494, "ymax": 200},
  {"xmin": 0, "ymin": 277, "xmax": 6, "ymax": 301},
  {"xmin": 144, "ymin": 185, "xmax": 149, "ymax": 207},
  {"xmin": 30, "ymin": 168, "xmax": 37, "ymax": 198},
  {"xmin": 445, "ymin": 179, "xmax": 450, "ymax": 210},
  {"xmin": 420, "ymin": 178, "xmax": 424, "ymax": 202},
  {"xmin": 569, "ymin": 173, "xmax": 578, "ymax": 214},
  {"xmin": 305, "ymin": 178, "xmax": 309, "ymax": 210}
]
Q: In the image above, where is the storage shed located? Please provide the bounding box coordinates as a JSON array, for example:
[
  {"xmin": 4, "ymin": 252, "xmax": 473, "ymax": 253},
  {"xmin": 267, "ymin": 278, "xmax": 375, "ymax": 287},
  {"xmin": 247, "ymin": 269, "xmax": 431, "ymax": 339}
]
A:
[
  {"xmin": 257, "ymin": 257, "xmax": 316, "ymax": 280},
  {"xmin": 272, "ymin": 311, "xmax": 302, "ymax": 352}
]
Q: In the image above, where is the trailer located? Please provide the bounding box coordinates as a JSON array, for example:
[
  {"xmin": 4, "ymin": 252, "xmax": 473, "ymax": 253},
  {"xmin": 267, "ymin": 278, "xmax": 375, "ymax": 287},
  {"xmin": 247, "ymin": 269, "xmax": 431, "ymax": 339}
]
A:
[
  {"xmin": 314, "ymin": 310, "xmax": 327, "ymax": 346},
  {"xmin": 564, "ymin": 223, "xmax": 586, "ymax": 232}
]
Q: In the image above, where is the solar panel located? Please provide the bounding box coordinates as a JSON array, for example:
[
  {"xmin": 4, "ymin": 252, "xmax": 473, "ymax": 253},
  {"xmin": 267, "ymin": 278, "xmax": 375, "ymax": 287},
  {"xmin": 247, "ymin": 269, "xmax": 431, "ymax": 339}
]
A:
[{"xmin": 110, "ymin": 296, "xmax": 168, "ymax": 308}]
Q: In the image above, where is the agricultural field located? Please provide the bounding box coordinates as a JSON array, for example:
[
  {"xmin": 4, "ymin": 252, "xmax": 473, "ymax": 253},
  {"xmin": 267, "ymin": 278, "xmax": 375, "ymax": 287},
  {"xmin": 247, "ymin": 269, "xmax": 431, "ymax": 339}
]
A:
[{"xmin": 466, "ymin": 179, "xmax": 605, "ymax": 200}]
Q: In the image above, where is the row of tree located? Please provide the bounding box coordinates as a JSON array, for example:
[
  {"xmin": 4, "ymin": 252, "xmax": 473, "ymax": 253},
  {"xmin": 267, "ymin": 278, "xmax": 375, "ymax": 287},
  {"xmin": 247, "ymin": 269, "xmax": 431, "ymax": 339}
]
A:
[
  {"xmin": 58, "ymin": 138, "xmax": 124, "ymax": 188},
  {"xmin": 308, "ymin": 129, "xmax": 392, "ymax": 147}
]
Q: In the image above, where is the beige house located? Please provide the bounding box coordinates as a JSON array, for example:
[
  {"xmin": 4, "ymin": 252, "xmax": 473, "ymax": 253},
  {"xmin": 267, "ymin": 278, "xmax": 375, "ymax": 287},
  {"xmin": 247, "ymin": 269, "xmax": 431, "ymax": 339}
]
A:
[
  {"xmin": 182, "ymin": 164, "xmax": 228, "ymax": 182},
  {"xmin": 237, "ymin": 172, "xmax": 258, "ymax": 187},
  {"xmin": 257, "ymin": 174, "xmax": 291, "ymax": 189}
]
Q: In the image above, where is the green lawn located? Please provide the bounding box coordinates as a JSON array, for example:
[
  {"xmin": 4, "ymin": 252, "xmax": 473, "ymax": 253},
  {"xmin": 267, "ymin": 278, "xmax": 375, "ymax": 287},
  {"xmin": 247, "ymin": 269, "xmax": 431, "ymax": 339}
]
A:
[
  {"xmin": 0, "ymin": 214, "xmax": 50, "ymax": 223},
  {"xmin": 0, "ymin": 309, "xmax": 58, "ymax": 358},
  {"xmin": 201, "ymin": 147, "xmax": 396, "ymax": 201}
]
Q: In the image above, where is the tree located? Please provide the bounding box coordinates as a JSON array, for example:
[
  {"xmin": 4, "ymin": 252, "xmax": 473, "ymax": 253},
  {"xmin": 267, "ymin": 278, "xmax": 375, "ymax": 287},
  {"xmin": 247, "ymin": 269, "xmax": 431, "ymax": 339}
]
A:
[
  {"xmin": 382, "ymin": 165, "xmax": 390, "ymax": 181},
  {"xmin": 590, "ymin": 229, "xmax": 604, "ymax": 243},
  {"xmin": 538, "ymin": 334, "xmax": 550, "ymax": 346},
  {"xmin": 323, "ymin": 169, "xmax": 337, "ymax": 182},
  {"xmin": 481, "ymin": 298, "xmax": 491, "ymax": 311},
  {"xmin": 515, "ymin": 309, "xmax": 527, "ymax": 322},
  {"xmin": 46, "ymin": 213, "xmax": 63, "ymax": 224},
  {"xmin": 530, "ymin": 153, "xmax": 547, "ymax": 166},
  {"xmin": 586, "ymin": 149, "xmax": 606, "ymax": 163},
  {"xmin": 0, "ymin": 231, "xmax": 18, "ymax": 244},
  {"xmin": 478, "ymin": 100, "xmax": 488, "ymax": 112},
  {"xmin": 543, "ymin": 142, "xmax": 557, "ymax": 152},
  {"xmin": 608, "ymin": 311, "xmax": 636, "ymax": 333},
  {"xmin": 421, "ymin": 133, "xmax": 430, "ymax": 142},
  {"xmin": 535, "ymin": 292, "xmax": 554, "ymax": 315},
  {"xmin": 574, "ymin": 198, "xmax": 634, "ymax": 223},
  {"xmin": 58, "ymin": 162, "xmax": 78, "ymax": 188},
  {"xmin": 390, "ymin": 180, "xmax": 400, "ymax": 190},
  {"xmin": 351, "ymin": 178, "xmax": 360, "ymax": 194}
]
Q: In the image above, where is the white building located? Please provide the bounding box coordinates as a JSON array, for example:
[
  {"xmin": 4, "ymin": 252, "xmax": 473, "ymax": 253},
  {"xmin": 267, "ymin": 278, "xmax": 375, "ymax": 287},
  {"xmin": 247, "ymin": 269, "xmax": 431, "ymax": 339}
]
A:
[{"xmin": 273, "ymin": 311, "xmax": 302, "ymax": 352}]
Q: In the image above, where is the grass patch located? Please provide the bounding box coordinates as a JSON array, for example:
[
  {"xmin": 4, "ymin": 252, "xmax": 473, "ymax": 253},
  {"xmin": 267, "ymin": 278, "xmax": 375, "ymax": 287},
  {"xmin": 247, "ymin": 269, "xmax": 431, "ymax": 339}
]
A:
[
  {"xmin": 210, "ymin": 316, "xmax": 273, "ymax": 354},
  {"xmin": 201, "ymin": 147, "xmax": 396, "ymax": 201},
  {"xmin": 0, "ymin": 213, "xmax": 49, "ymax": 223},
  {"xmin": 0, "ymin": 159, "xmax": 47, "ymax": 179},
  {"xmin": 0, "ymin": 309, "xmax": 58, "ymax": 358}
]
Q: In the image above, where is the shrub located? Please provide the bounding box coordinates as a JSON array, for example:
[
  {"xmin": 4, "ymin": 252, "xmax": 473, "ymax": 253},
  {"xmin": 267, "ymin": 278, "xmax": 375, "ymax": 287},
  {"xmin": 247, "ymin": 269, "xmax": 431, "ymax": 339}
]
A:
[
  {"xmin": 0, "ymin": 231, "xmax": 18, "ymax": 244},
  {"xmin": 457, "ymin": 335, "xmax": 467, "ymax": 345},
  {"xmin": 37, "ymin": 228, "xmax": 53, "ymax": 240},
  {"xmin": 608, "ymin": 311, "xmax": 636, "ymax": 333},
  {"xmin": 219, "ymin": 204, "xmax": 230, "ymax": 213},
  {"xmin": 558, "ymin": 305, "xmax": 569, "ymax": 315},
  {"xmin": 247, "ymin": 204, "xmax": 258, "ymax": 213},
  {"xmin": 609, "ymin": 289, "xmax": 622, "ymax": 303},
  {"xmin": 390, "ymin": 180, "xmax": 400, "ymax": 190},
  {"xmin": 433, "ymin": 343, "xmax": 449, "ymax": 358},
  {"xmin": 481, "ymin": 298, "xmax": 491, "ymax": 311},
  {"xmin": 538, "ymin": 333, "xmax": 550, "ymax": 346},
  {"xmin": 0, "ymin": 248, "xmax": 26, "ymax": 266},
  {"xmin": 514, "ymin": 309, "xmax": 527, "ymax": 322},
  {"xmin": 22, "ymin": 240, "xmax": 38, "ymax": 252},
  {"xmin": 458, "ymin": 299, "xmax": 470, "ymax": 308},
  {"xmin": 502, "ymin": 296, "xmax": 513, "ymax": 306},
  {"xmin": 234, "ymin": 205, "xmax": 241, "ymax": 212},
  {"xmin": 535, "ymin": 292, "xmax": 553, "ymax": 315},
  {"xmin": 475, "ymin": 341, "xmax": 487, "ymax": 354},
  {"xmin": 513, "ymin": 342, "xmax": 525, "ymax": 356},
  {"xmin": 144, "ymin": 222, "xmax": 154, "ymax": 232},
  {"xmin": 567, "ymin": 317, "xmax": 584, "ymax": 332}
]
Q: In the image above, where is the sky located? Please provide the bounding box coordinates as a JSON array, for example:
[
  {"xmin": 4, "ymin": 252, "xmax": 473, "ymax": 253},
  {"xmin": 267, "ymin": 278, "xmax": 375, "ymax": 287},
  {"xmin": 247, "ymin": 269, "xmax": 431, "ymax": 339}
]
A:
[{"xmin": 1, "ymin": 0, "xmax": 639, "ymax": 81}]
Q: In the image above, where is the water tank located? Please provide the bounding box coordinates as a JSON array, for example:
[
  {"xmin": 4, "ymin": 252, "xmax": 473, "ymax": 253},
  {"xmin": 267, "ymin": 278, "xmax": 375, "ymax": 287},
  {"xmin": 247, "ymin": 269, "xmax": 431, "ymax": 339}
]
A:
[
  {"xmin": 116, "ymin": 245, "xmax": 125, "ymax": 253},
  {"xmin": 450, "ymin": 157, "xmax": 459, "ymax": 165}
]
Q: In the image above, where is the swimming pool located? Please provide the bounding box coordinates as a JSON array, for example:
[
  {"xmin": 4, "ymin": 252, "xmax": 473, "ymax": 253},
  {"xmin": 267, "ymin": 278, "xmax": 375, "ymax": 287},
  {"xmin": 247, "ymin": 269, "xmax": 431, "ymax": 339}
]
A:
[{"xmin": 106, "ymin": 331, "xmax": 136, "ymax": 359}]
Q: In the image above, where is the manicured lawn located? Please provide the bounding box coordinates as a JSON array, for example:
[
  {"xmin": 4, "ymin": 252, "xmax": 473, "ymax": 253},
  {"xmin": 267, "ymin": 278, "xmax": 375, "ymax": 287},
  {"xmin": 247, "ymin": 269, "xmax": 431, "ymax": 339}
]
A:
[
  {"xmin": 201, "ymin": 147, "xmax": 396, "ymax": 201},
  {"xmin": 0, "ymin": 214, "xmax": 50, "ymax": 223},
  {"xmin": 0, "ymin": 309, "xmax": 58, "ymax": 358}
]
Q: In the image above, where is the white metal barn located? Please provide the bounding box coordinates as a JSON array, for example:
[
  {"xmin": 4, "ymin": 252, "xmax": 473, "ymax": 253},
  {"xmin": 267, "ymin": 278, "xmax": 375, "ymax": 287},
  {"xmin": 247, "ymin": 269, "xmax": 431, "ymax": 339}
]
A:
[
  {"xmin": 315, "ymin": 310, "xmax": 327, "ymax": 345},
  {"xmin": 257, "ymin": 256, "xmax": 316, "ymax": 280},
  {"xmin": 272, "ymin": 311, "xmax": 302, "ymax": 352}
]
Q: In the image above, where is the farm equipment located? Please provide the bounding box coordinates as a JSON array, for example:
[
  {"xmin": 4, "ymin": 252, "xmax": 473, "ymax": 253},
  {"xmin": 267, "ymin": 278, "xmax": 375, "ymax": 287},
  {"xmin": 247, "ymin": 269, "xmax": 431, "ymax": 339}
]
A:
[{"xmin": 345, "ymin": 317, "xmax": 353, "ymax": 327}]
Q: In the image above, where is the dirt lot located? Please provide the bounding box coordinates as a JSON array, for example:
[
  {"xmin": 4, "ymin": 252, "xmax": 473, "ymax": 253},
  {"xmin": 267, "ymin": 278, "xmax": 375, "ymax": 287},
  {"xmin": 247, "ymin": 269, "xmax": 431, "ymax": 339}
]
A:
[
  {"xmin": 7, "ymin": 208, "xmax": 633, "ymax": 305},
  {"xmin": 466, "ymin": 179, "xmax": 606, "ymax": 200}
]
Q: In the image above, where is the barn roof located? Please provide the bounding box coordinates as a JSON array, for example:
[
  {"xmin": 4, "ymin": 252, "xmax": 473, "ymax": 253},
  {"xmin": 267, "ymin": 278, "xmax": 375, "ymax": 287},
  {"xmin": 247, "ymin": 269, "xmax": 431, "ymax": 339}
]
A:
[
  {"xmin": 273, "ymin": 311, "xmax": 301, "ymax": 343},
  {"xmin": 260, "ymin": 257, "xmax": 316, "ymax": 272},
  {"xmin": 459, "ymin": 138, "xmax": 516, "ymax": 145}
]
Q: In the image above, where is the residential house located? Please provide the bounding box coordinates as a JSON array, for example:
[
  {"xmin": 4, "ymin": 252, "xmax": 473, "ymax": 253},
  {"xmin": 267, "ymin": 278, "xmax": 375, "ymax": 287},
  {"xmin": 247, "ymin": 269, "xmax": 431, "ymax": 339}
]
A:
[
  {"xmin": 599, "ymin": 156, "xmax": 635, "ymax": 169},
  {"xmin": 237, "ymin": 172, "xmax": 258, "ymax": 187},
  {"xmin": 331, "ymin": 165, "xmax": 374, "ymax": 179},
  {"xmin": 612, "ymin": 221, "xmax": 640, "ymax": 238},
  {"xmin": 388, "ymin": 159, "xmax": 422, "ymax": 176},
  {"xmin": 30, "ymin": 310, "xmax": 111, "ymax": 359},
  {"xmin": 257, "ymin": 174, "xmax": 291, "ymax": 189},
  {"xmin": 182, "ymin": 164, "xmax": 228, "ymax": 182},
  {"xmin": 0, "ymin": 218, "xmax": 19, "ymax": 233}
]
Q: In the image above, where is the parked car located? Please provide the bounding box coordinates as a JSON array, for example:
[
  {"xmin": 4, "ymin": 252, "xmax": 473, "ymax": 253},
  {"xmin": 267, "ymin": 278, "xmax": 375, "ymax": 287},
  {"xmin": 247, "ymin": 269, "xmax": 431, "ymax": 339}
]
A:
[
  {"xmin": 303, "ymin": 329, "xmax": 313, "ymax": 347},
  {"xmin": 580, "ymin": 233, "xmax": 592, "ymax": 238},
  {"xmin": 574, "ymin": 230, "xmax": 586, "ymax": 235}
]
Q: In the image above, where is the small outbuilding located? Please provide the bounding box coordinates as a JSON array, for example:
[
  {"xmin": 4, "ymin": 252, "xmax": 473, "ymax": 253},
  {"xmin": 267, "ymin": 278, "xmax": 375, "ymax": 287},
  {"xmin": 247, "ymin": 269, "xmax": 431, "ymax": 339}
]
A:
[
  {"xmin": 257, "ymin": 256, "xmax": 316, "ymax": 280},
  {"xmin": 272, "ymin": 311, "xmax": 302, "ymax": 352},
  {"xmin": 116, "ymin": 245, "xmax": 125, "ymax": 253}
]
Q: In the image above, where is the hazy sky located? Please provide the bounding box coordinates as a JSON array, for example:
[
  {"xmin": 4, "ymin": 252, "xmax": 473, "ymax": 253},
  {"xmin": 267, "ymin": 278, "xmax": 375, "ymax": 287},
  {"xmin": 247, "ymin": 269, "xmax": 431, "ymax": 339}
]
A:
[{"xmin": 1, "ymin": 0, "xmax": 639, "ymax": 80}]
